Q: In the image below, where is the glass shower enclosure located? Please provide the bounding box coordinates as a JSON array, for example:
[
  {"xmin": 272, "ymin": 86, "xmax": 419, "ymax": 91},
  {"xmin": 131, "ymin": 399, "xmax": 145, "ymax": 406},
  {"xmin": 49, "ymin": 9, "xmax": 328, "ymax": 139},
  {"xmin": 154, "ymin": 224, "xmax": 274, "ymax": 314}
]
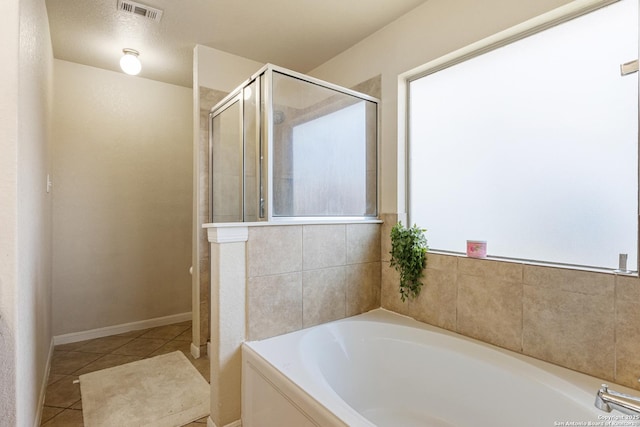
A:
[{"xmin": 209, "ymin": 64, "xmax": 379, "ymax": 222}]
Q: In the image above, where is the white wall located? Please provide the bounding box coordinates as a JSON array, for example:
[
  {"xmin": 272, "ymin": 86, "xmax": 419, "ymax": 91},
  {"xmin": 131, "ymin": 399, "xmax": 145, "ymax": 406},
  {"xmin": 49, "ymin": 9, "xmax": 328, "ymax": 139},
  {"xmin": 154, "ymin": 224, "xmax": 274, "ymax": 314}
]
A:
[
  {"xmin": 52, "ymin": 60, "xmax": 192, "ymax": 335},
  {"xmin": 0, "ymin": 0, "xmax": 54, "ymax": 424},
  {"xmin": 309, "ymin": 0, "xmax": 575, "ymax": 214}
]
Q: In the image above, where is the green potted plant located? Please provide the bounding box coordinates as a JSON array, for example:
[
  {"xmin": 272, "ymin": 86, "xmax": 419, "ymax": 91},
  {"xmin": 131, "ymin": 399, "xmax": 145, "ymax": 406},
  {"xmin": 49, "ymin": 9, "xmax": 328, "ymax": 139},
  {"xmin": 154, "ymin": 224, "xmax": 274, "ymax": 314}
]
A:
[{"xmin": 390, "ymin": 222, "xmax": 428, "ymax": 302}]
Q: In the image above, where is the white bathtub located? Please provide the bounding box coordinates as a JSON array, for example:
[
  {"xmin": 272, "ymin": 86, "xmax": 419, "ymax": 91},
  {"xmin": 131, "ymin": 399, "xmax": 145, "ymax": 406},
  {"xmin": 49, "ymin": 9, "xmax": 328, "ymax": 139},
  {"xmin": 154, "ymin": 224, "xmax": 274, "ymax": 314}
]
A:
[{"xmin": 242, "ymin": 309, "xmax": 640, "ymax": 427}]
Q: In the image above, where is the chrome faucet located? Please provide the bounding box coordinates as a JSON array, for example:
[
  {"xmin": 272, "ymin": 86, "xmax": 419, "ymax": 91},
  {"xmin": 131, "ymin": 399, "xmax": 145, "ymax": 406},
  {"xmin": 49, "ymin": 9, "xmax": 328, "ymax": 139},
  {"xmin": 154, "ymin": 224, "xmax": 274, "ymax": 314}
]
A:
[{"xmin": 595, "ymin": 384, "xmax": 640, "ymax": 416}]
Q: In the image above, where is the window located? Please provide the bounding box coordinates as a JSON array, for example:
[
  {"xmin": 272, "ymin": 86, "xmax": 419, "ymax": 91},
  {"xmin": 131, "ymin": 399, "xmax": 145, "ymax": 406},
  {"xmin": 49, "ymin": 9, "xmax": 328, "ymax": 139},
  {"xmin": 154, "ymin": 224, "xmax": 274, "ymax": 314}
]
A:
[{"xmin": 408, "ymin": 0, "xmax": 638, "ymax": 271}]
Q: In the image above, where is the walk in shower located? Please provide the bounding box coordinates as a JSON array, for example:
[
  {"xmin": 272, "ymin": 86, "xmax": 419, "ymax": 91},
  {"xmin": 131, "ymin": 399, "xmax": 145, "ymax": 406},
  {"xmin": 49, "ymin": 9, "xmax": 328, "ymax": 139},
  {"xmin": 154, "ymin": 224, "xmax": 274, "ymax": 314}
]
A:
[{"xmin": 209, "ymin": 64, "xmax": 379, "ymax": 222}]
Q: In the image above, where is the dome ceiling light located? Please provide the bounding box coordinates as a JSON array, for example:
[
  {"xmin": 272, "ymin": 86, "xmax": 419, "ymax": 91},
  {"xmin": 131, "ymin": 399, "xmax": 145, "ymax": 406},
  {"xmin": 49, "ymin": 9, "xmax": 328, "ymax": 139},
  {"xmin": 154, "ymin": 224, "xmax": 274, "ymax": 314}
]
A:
[{"xmin": 120, "ymin": 48, "xmax": 142, "ymax": 76}]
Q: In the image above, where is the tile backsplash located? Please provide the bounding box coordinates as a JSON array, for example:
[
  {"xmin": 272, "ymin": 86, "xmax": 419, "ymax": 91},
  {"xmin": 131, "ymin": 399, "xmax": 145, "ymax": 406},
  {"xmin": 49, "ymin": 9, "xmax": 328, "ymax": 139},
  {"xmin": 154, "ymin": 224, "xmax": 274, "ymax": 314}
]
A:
[
  {"xmin": 379, "ymin": 213, "xmax": 640, "ymax": 391},
  {"xmin": 246, "ymin": 223, "xmax": 381, "ymax": 340}
]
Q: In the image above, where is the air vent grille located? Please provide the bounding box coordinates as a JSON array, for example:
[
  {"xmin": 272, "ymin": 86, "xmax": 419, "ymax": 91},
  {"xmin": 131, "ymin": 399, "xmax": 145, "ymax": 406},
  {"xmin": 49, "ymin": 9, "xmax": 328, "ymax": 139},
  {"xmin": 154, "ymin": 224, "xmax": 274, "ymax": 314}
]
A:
[{"xmin": 117, "ymin": 0, "xmax": 163, "ymax": 22}]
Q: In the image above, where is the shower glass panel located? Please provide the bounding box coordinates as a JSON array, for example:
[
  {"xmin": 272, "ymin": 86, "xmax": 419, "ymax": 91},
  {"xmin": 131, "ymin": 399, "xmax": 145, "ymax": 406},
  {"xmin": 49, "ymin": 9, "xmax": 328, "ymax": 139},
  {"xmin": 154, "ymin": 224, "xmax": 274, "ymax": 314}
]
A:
[
  {"xmin": 211, "ymin": 97, "xmax": 242, "ymax": 222},
  {"xmin": 209, "ymin": 65, "xmax": 379, "ymax": 222},
  {"xmin": 272, "ymin": 72, "xmax": 378, "ymax": 217}
]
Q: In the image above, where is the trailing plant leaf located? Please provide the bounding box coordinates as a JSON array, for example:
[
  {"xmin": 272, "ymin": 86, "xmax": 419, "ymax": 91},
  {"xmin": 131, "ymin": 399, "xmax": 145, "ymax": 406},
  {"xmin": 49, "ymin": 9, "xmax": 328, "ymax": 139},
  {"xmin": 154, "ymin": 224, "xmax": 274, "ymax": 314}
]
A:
[{"xmin": 389, "ymin": 222, "xmax": 428, "ymax": 302}]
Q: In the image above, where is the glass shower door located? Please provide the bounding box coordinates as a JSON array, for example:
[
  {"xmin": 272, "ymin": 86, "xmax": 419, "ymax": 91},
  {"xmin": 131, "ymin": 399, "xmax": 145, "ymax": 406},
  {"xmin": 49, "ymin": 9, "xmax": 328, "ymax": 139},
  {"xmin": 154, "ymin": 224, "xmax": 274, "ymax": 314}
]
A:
[{"xmin": 210, "ymin": 97, "xmax": 243, "ymax": 222}]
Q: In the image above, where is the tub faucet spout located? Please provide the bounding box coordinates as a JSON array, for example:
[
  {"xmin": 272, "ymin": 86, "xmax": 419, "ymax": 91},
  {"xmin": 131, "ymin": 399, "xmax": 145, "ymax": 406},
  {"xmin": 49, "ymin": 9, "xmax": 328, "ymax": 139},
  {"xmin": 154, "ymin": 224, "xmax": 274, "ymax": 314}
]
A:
[{"xmin": 595, "ymin": 384, "xmax": 640, "ymax": 416}]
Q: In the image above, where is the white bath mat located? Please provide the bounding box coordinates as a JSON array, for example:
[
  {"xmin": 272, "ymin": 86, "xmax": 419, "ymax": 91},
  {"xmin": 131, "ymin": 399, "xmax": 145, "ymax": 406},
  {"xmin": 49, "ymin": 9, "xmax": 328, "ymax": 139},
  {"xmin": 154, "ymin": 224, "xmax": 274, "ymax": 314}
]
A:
[{"xmin": 80, "ymin": 351, "xmax": 209, "ymax": 427}]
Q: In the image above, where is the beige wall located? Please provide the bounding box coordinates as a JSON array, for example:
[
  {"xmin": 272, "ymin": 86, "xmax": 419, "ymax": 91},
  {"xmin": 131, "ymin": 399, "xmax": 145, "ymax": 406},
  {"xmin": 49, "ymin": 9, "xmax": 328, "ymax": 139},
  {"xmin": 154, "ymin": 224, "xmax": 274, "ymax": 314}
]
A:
[
  {"xmin": 308, "ymin": 0, "xmax": 640, "ymax": 392},
  {"xmin": 192, "ymin": 45, "xmax": 262, "ymax": 352},
  {"xmin": 309, "ymin": 0, "xmax": 575, "ymax": 214},
  {"xmin": 52, "ymin": 60, "xmax": 192, "ymax": 335},
  {"xmin": 0, "ymin": 0, "xmax": 54, "ymax": 424}
]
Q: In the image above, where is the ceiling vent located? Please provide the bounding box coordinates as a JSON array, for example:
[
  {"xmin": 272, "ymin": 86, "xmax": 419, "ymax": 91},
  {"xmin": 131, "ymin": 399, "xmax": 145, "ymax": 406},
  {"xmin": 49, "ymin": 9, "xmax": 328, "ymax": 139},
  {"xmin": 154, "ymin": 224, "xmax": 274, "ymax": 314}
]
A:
[{"xmin": 117, "ymin": 0, "xmax": 163, "ymax": 22}]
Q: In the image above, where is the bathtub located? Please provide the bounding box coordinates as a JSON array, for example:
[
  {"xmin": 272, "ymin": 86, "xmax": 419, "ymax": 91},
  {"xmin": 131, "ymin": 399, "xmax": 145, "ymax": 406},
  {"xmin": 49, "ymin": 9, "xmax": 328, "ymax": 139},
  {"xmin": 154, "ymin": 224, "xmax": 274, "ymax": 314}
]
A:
[{"xmin": 242, "ymin": 309, "xmax": 640, "ymax": 427}]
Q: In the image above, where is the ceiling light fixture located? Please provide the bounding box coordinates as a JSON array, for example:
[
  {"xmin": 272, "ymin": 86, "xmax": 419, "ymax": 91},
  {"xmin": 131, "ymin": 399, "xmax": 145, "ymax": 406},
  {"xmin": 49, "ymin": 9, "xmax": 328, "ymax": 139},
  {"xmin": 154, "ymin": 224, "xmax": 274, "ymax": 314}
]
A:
[{"xmin": 120, "ymin": 48, "xmax": 142, "ymax": 75}]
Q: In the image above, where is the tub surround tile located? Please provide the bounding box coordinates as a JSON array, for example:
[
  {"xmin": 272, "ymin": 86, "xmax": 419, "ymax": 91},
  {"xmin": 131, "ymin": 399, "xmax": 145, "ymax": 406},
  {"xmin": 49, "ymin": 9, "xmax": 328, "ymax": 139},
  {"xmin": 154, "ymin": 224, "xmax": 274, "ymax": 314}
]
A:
[
  {"xmin": 303, "ymin": 267, "xmax": 347, "ymax": 328},
  {"xmin": 248, "ymin": 272, "xmax": 303, "ymax": 340},
  {"xmin": 457, "ymin": 274, "xmax": 523, "ymax": 352},
  {"xmin": 346, "ymin": 262, "xmax": 381, "ymax": 316},
  {"xmin": 302, "ymin": 224, "xmax": 346, "ymax": 270},
  {"xmin": 524, "ymin": 264, "xmax": 613, "ymax": 294},
  {"xmin": 346, "ymin": 223, "xmax": 380, "ymax": 264},
  {"xmin": 248, "ymin": 226, "xmax": 302, "ymax": 277},
  {"xmin": 381, "ymin": 261, "xmax": 408, "ymax": 315},
  {"xmin": 410, "ymin": 267, "xmax": 457, "ymax": 331},
  {"xmin": 615, "ymin": 275, "xmax": 640, "ymax": 388},
  {"xmin": 426, "ymin": 253, "xmax": 458, "ymax": 272},
  {"xmin": 522, "ymin": 284, "xmax": 615, "ymax": 381},
  {"xmin": 458, "ymin": 257, "xmax": 523, "ymax": 283}
]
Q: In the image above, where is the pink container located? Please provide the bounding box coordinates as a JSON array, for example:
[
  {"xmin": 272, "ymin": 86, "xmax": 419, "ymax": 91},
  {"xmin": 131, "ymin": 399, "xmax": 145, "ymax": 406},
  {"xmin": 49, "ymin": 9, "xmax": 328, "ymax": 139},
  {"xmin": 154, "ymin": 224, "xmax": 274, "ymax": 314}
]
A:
[{"xmin": 466, "ymin": 240, "xmax": 487, "ymax": 258}]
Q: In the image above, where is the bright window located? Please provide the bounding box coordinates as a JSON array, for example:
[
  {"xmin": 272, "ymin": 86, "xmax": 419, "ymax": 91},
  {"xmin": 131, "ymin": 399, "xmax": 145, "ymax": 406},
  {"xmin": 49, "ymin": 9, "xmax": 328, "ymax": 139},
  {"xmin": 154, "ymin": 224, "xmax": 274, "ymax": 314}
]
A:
[{"xmin": 408, "ymin": 0, "xmax": 638, "ymax": 271}]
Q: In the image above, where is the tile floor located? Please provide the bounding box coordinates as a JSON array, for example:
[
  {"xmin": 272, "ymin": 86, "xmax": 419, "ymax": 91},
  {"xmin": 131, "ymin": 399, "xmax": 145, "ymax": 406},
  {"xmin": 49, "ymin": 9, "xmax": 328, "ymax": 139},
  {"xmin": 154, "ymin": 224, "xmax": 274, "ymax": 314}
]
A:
[{"xmin": 40, "ymin": 321, "xmax": 210, "ymax": 426}]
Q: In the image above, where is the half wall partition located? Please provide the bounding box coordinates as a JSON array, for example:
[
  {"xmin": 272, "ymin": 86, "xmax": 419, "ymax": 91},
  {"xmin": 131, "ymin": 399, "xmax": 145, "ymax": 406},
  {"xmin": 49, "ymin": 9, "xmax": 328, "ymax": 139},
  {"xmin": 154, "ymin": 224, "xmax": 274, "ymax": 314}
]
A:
[{"xmin": 209, "ymin": 64, "xmax": 379, "ymax": 222}]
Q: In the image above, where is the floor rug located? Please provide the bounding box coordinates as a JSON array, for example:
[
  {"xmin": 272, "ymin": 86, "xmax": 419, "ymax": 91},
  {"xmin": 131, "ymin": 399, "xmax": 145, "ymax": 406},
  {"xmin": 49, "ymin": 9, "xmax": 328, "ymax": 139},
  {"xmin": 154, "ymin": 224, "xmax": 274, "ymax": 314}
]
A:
[{"xmin": 80, "ymin": 351, "xmax": 209, "ymax": 427}]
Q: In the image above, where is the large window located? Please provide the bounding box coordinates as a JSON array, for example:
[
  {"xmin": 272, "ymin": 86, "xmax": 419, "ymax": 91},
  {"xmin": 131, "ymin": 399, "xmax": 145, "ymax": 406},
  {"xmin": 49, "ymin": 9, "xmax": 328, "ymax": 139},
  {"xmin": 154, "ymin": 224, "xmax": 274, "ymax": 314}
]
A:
[{"xmin": 408, "ymin": 0, "xmax": 638, "ymax": 271}]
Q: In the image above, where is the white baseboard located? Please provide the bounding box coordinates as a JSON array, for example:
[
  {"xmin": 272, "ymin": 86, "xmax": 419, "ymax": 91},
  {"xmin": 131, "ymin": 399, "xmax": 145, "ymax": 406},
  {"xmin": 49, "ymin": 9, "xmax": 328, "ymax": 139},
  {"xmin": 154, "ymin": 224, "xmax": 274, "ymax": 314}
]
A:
[
  {"xmin": 34, "ymin": 337, "xmax": 54, "ymax": 427},
  {"xmin": 208, "ymin": 417, "xmax": 241, "ymax": 427},
  {"xmin": 53, "ymin": 312, "xmax": 192, "ymax": 345},
  {"xmin": 191, "ymin": 342, "xmax": 201, "ymax": 359}
]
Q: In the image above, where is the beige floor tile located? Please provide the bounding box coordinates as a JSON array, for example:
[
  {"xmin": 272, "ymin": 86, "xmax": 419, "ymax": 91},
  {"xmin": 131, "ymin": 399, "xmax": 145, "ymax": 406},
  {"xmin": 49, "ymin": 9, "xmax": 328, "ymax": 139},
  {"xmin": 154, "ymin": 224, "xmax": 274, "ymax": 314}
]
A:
[
  {"xmin": 139, "ymin": 324, "xmax": 190, "ymax": 340},
  {"xmin": 148, "ymin": 340, "xmax": 191, "ymax": 358},
  {"xmin": 51, "ymin": 352, "xmax": 102, "ymax": 375},
  {"xmin": 74, "ymin": 354, "xmax": 142, "ymax": 375},
  {"xmin": 73, "ymin": 336, "xmax": 133, "ymax": 354},
  {"xmin": 54, "ymin": 341, "xmax": 89, "ymax": 352},
  {"xmin": 43, "ymin": 320, "xmax": 205, "ymax": 425},
  {"xmin": 174, "ymin": 328, "xmax": 192, "ymax": 341},
  {"xmin": 47, "ymin": 373, "xmax": 68, "ymax": 385},
  {"xmin": 44, "ymin": 376, "xmax": 81, "ymax": 408},
  {"xmin": 41, "ymin": 409, "xmax": 84, "ymax": 426},
  {"xmin": 111, "ymin": 337, "xmax": 168, "ymax": 357},
  {"xmin": 40, "ymin": 406, "xmax": 64, "ymax": 425},
  {"xmin": 113, "ymin": 328, "xmax": 150, "ymax": 338}
]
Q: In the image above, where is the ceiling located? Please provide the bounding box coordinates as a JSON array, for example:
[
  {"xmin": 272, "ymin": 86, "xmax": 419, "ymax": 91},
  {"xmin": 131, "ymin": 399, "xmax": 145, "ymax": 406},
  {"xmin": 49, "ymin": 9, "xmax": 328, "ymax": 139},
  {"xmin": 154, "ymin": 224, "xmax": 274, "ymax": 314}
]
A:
[{"xmin": 45, "ymin": 0, "xmax": 430, "ymax": 88}]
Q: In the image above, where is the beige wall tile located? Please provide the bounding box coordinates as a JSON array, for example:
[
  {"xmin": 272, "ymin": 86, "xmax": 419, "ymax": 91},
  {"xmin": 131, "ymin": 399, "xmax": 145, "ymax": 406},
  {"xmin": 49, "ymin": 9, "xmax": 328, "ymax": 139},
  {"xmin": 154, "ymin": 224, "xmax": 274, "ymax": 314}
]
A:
[
  {"xmin": 615, "ymin": 275, "xmax": 640, "ymax": 390},
  {"xmin": 522, "ymin": 284, "xmax": 615, "ymax": 380},
  {"xmin": 524, "ymin": 265, "xmax": 612, "ymax": 294},
  {"xmin": 426, "ymin": 253, "xmax": 457, "ymax": 272},
  {"xmin": 346, "ymin": 262, "xmax": 381, "ymax": 316},
  {"xmin": 247, "ymin": 272, "xmax": 302, "ymax": 340},
  {"xmin": 346, "ymin": 223, "xmax": 381, "ymax": 264},
  {"xmin": 458, "ymin": 257, "xmax": 522, "ymax": 283},
  {"xmin": 303, "ymin": 267, "xmax": 347, "ymax": 328},
  {"xmin": 247, "ymin": 226, "xmax": 302, "ymax": 277},
  {"xmin": 457, "ymin": 274, "xmax": 522, "ymax": 352},
  {"xmin": 381, "ymin": 261, "xmax": 408, "ymax": 315},
  {"xmin": 302, "ymin": 225, "xmax": 346, "ymax": 270},
  {"xmin": 410, "ymin": 268, "xmax": 457, "ymax": 331}
]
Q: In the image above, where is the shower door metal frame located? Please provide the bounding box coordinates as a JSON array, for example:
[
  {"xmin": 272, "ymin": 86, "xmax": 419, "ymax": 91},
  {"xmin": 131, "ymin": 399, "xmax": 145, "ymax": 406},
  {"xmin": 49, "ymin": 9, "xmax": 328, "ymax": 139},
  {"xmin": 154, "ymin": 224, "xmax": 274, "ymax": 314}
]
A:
[{"xmin": 209, "ymin": 63, "xmax": 381, "ymax": 223}]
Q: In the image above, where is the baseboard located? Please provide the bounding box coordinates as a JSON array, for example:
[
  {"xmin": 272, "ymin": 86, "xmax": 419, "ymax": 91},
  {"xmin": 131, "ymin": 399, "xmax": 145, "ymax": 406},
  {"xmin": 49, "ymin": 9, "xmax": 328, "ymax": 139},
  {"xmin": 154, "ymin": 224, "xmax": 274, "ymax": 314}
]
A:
[
  {"xmin": 34, "ymin": 337, "xmax": 55, "ymax": 427},
  {"xmin": 208, "ymin": 417, "xmax": 241, "ymax": 427},
  {"xmin": 53, "ymin": 312, "xmax": 192, "ymax": 345},
  {"xmin": 191, "ymin": 342, "xmax": 201, "ymax": 359}
]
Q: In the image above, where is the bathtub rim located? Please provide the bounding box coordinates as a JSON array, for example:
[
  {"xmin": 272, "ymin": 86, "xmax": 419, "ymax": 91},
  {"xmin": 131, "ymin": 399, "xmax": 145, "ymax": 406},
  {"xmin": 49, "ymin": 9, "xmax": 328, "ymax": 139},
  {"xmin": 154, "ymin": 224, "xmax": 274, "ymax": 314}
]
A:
[{"xmin": 242, "ymin": 308, "xmax": 638, "ymax": 426}]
